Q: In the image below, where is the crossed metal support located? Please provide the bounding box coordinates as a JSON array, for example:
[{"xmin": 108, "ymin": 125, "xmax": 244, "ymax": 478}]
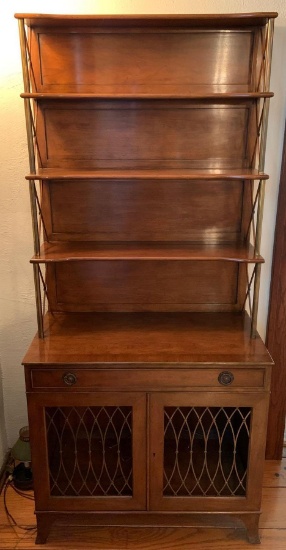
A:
[
  {"xmin": 19, "ymin": 20, "xmax": 46, "ymax": 337},
  {"xmin": 256, "ymin": 20, "xmax": 273, "ymax": 93},
  {"xmin": 247, "ymin": 18, "xmax": 274, "ymax": 337},
  {"xmin": 33, "ymin": 264, "xmax": 54, "ymax": 339}
]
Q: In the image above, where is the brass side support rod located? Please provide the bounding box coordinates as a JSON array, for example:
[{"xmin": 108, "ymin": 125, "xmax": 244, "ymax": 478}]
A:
[
  {"xmin": 251, "ymin": 264, "xmax": 261, "ymax": 339},
  {"xmin": 33, "ymin": 265, "xmax": 44, "ymax": 339},
  {"xmin": 257, "ymin": 19, "xmax": 274, "ymax": 171},
  {"xmin": 255, "ymin": 180, "xmax": 266, "ymax": 255},
  {"xmin": 251, "ymin": 18, "xmax": 275, "ymax": 337},
  {"xmin": 18, "ymin": 20, "xmax": 30, "ymax": 94},
  {"xmin": 18, "ymin": 20, "xmax": 39, "ymax": 250},
  {"xmin": 19, "ymin": 19, "xmax": 44, "ymax": 337},
  {"xmin": 28, "ymin": 180, "xmax": 40, "ymax": 255}
]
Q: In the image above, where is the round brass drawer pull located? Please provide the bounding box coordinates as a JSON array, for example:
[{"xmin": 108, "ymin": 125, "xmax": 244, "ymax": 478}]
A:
[
  {"xmin": 63, "ymin": 372, "xmax": 77, "ymax": 386},
  {"xmin": 218, "ymin": 371, "xmax": 234, "ymax": 386}
]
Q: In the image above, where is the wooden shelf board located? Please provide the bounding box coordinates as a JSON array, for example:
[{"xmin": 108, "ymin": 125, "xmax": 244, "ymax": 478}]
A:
[
  {"xmin": 21, "ymin": 92, "xmax": 274, "ymax": 100},
  {"xmin": 31, "ymin": 242, "xmax": 264, "ymax": 263},
  {"xmin": 22, "ymin": 311, "xmax": 272, "ymax": 365},
  {"xmin": 25, "ymin": 168, "xmax": 269, "ymax": 181},
  {"xmin": 14, "ymin": 13, "xmax": 278, "ymax": 28}
]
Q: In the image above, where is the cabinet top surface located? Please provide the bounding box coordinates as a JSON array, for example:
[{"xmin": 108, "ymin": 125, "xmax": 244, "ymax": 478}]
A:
[
  {"xmin": 22, "ymin": 312, "xmax": 272, "ymax": 366},
  {"xmin": 14, "ymin": 13, "xmax": 278, "ymax": 28}
]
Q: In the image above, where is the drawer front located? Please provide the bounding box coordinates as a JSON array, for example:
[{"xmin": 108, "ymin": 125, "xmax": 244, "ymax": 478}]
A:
[{"xmin": 28, "ymin": 367, "xmax": 267, "ymax": 391}]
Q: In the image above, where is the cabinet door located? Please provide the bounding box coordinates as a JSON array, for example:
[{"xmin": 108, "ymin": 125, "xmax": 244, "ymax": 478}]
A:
[
  {"xmin": 28, "ymin": 392, "xmax": 146, "ymax": 511},
  {"xmin": 149, "ymin": 392, "xmax": 268, "ymax": 511}
]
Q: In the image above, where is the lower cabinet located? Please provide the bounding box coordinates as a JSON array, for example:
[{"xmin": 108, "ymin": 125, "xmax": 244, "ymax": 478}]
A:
[{"xmin": 27, "ymin": 388, "xmax": 269, "ymax": 543}]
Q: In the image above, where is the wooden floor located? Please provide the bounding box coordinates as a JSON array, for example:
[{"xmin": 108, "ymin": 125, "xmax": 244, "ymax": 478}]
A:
[{"xmin": 1, "ymin": 459, "xmax": 286, "ymax": 549}]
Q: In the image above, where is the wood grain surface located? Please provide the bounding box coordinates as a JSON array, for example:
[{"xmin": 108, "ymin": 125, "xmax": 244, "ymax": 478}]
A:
[
  {"xmin": 22, "ymin": 311, "xmax": 272, "ymax": 364},
  {"xmin": 36, "ymin": 99, "xmax": 252, "ymax": 170},
  {"xmin": 41, "ymin": 179, "xmax": 244, "ymax": 243},
  {"xmin": 46, "ymin": 261, "xmax": 239, "ymax": 312}
]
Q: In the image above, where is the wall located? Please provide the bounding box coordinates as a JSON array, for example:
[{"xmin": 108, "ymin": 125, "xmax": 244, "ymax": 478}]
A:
[
  {"xmin": 0, "ymin": 0, "xmax": 286, "ymax": 453},
  {"xmin": 0, "ymin": 364, "xmax": 7, "ymax": 467}
]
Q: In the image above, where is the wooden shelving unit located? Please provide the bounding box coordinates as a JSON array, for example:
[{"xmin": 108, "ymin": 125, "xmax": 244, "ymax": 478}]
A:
[{"xmin": 16, "ymin": 12, "xmax": 277, "ymax": 544}]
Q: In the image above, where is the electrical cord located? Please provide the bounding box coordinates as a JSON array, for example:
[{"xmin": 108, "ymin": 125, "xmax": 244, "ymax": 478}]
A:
[
  {"xmin": 9, "ymin": 482, "xmax": 35, "ymax": 501},
  {"xmin": 3, "ymin": 476, "xmax": 36, "ymax": 531}
]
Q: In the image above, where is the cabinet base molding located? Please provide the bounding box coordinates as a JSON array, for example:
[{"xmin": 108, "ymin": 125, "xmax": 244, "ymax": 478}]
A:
[{"xmin": 35, "ymin": 511, "xmax": 260, "ymax": 545}]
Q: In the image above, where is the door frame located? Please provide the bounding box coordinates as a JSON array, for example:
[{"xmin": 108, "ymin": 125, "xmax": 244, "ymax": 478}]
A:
[
  {"xmin": 27, "ymin": 391, "xmax": 147, "ymax": 510},
  {"xmin": 149, "ymin": 392, "xmax": 268, "ymax": 511},
  {"xmin": 266, "ymin": 122, "xmax": 286, "ymax": 459}
]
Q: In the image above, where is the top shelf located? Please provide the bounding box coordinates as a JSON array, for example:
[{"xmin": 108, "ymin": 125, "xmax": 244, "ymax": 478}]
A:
[
  {"xmin": 15, "ymin": 13, "xmax": 278, "ymax": 28},
  {"xmin": 17, "ymin": 14, "xmax": 277, "ymax": 98}
]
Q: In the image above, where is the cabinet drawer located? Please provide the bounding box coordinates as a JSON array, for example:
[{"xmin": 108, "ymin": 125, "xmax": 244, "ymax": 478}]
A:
[{"xmin": 28, "ymin": 367, "xmax": 266, "ymax": 391}]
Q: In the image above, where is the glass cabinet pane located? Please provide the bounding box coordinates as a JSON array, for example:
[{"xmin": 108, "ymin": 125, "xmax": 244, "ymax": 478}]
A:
[
  {"xmin": 45, "ymin": 406, "xmax": 133, "ymax": 497},
  {"xmin": 164, "ymin": 406, "xmax": 251, "ymax": 497}
]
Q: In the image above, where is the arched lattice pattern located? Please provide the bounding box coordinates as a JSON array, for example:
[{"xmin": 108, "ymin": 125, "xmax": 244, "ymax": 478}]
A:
[
  {"xmin": 45, "ymin": 406, "xmax": 133, "ymax": 497},
  {"xmin": 164, "ymin": 406, "xmax": 251, "ymax": 497}
]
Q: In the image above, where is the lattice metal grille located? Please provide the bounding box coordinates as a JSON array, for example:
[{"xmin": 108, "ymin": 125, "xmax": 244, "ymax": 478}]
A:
[
  {"xmin": 164, "ymin": 406, "xmax": 251, "ymax": 497},
  {"xmin": 45, "ymin": 406, "xmax": 133, "ymax": 497}
]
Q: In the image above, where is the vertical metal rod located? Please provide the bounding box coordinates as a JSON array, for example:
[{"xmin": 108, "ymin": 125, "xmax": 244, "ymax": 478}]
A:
[
  {"xmin": 259, "ymin": 97, "xmax": 270, "ymax": 173},
  {"xmin": 266, "ymin": 20, "xmax": 275, "ymax": 89},
  {"xmin": 33, "ymin": 265, "xmax": 44, "ymax": 339},
  {"xmin": 18, "ymin": 22, "xmax": 37, "ymax": 174},
  {"xmin": 251, "ymin": 264, "xmax": 261, "ymax": 338},
  {"xmin": 18, "ymin": 20, "xmax": 30, "ymax": 94},
  {"xmin": 259, "ymin": 19, "xmax": 275, "ymax": 171},
  {"xmin": 19, "ymin": 20, "xmax": 44, "ymax": 337},
  {"xmin": 28, "ymin": 180, "xmax": 40, "ymax": 255},
  {"xmin": 19, "ymin": 20, "xmax": 40, "ymax": 251},
  {"xmin": 251, "ymin": 19, "xmax": 275, "ymax": 337},
  {"xmin": 254, "ymin": 180, "xmax": 266, "ymax": 255}
]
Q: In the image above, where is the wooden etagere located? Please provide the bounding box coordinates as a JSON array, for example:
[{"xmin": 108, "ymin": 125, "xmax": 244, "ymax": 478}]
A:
[{"xmin": 16, "ymin": 12, "xmax": 277, "ymax": 544}]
